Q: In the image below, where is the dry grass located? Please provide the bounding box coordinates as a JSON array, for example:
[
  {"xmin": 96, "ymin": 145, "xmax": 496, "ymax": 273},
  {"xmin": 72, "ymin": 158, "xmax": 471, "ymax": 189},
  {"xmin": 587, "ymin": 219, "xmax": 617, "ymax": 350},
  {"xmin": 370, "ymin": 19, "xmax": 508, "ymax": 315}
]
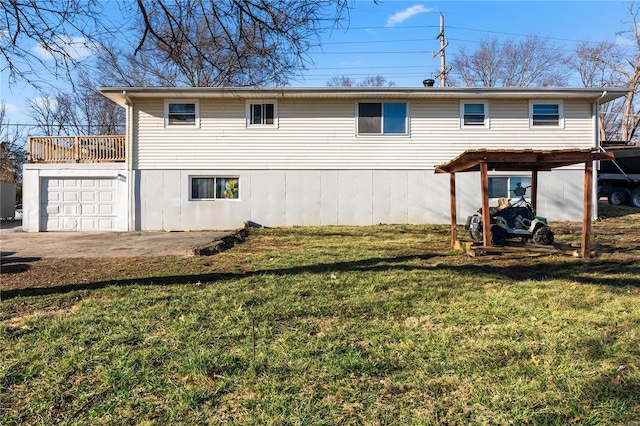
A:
[{"xmin": 1, "ymin": 203, "xmax": 639, "ymax": 424}]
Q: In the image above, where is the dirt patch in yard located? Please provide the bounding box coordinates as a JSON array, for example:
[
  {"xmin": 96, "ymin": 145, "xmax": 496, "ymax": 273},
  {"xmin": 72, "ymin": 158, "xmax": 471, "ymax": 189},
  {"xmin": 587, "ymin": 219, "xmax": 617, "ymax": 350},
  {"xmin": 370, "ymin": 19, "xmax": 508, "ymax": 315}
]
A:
[{"xmin": 2, "ymin": 203, "xmax": 639, "ymax": 298}]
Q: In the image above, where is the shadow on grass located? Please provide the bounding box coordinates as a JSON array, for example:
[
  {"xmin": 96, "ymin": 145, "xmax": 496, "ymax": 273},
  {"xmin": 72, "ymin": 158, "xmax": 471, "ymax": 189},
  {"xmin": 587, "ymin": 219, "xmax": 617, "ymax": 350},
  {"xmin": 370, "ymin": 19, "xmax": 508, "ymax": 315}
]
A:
[
  {"xmin": 3, "ymin": 252, "xmax": 640, "ymax": 300},
  {"xmin": 0, "ymin": 251, "xmax": 40, "ymax": 274}
]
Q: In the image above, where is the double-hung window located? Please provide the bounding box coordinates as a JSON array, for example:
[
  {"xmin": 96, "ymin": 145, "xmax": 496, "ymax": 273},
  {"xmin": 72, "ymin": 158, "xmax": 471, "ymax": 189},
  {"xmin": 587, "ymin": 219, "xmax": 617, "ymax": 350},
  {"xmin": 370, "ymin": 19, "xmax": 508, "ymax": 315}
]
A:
[
  {"xmin": 460, "ymin": 101, "xmax": 489, "ymax": 127},
  {"xmin": 530, "ymin": 101, "xmax": 563, "ymax": 127},
  {"xmin": 165, "ymin": 100, "xmax": 199, "ymax": 127},
  {"xmin": 247, "ymin": 101, "xmax": 277, "ymax": 127},
  {"xmin": 357, "ymin": 102, "xmax": 407, "ymax": 135},
  {"xmin": 191, "ymin": 177, "xmax": 240, "ymax": 200}
]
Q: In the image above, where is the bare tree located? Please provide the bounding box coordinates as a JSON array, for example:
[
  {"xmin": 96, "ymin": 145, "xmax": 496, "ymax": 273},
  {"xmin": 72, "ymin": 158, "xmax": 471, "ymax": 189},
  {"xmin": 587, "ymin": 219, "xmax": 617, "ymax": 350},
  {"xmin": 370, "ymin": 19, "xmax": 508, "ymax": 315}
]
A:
[
  {"xmin": 0, "ymin": 104, "xmax": 26, "ymax": 183},
  {"xmin": 567, "ymin": 4, "xmax": 640, "ymax": 143},
  {"xmin": 1, "ymin": 0, "xmax": 107, "ymax": 88},
  {"xmin": 450, "ymin": 35, "xmax": 568, "ymax": 87},
  {"xmin": 2, "ymin": 0, "xmax": 351, "ymax": 89},
  {"xmin": 608, "ymin": 3, "xmax": 640, "ymax": 142},
  {"xmin": 27, "ymin": 72, "xmax": 125, "ymax": 137},
  {"xmin": 28, "ymin": 95, "xmax": 74, "ymax": 136},
  {"xmin": 569, "ymin": 41, "xmax": 626, "ymax": 141},
  {"xmin": 327, "ymin": 75, "xmax": 395, "ymax": 87}
]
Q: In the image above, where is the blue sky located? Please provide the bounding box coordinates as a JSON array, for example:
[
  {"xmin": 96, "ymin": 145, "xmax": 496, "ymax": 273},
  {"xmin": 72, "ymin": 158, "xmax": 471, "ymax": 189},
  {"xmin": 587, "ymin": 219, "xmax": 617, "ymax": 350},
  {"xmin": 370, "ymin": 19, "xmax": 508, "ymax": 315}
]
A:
[
  {"xmin": 0, "ymin": 1, "xmax": 634, "ymax": 125},
  {"xmin": 297, "ymin": 0, "xmax": 633, "ymax": 86}
]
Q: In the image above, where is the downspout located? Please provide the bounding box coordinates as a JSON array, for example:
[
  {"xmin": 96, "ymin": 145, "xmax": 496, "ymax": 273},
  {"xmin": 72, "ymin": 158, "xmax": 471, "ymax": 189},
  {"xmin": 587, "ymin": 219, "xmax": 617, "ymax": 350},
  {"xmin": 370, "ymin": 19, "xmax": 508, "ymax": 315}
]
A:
[{"xmin": 123, "ymin": 91, "xmax": 135, "ymax": 231}]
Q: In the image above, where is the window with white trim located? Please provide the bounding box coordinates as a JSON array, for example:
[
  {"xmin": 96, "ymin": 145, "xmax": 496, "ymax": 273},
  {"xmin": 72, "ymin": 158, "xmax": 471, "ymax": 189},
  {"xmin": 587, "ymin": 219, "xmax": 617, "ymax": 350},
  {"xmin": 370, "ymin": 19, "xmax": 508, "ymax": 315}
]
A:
[
  {"xmin": 165, "ymin": 100, "xmax": 199, "ymax": 127},
  {"xmin": 488, "ymin": 176, "xmax": 532, "ymax": 199},
  {"xmin": 357, "ymin": 102, "xmax": 408, "ymax": 135},
  {"xmin": 246, "ymin": 101, "xmax": 277, "ymax": 127},
  {"xmin": 191, "ymin": 177, "xmax": 239, "ymax": 200},
  {"xmin": 460, "ymin": 101, "xmax": 489, "ymax": 127},
  {"xmin": 530, "ymin": 101, "xmax": 563, "ymax": 127}
]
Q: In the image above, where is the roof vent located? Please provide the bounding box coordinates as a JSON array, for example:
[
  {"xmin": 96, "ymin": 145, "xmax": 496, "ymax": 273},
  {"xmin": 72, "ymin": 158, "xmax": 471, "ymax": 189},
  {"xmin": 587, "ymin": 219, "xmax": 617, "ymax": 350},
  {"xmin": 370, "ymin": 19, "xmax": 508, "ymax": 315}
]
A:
[{"xmin": 423, "ymin": 79, "xmax": 435, "ymax": 87}]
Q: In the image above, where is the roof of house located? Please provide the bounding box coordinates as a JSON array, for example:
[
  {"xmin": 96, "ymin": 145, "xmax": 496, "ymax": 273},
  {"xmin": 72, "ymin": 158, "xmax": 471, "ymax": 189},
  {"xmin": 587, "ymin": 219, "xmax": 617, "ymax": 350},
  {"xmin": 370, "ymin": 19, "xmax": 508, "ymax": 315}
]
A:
[
  {"xmin": 98, "ymin": 86, "xmax": 629, "ymax": 108},
  {"xmin": 434, "ymin": 148, "xmax": 615, "ymax": 174}
]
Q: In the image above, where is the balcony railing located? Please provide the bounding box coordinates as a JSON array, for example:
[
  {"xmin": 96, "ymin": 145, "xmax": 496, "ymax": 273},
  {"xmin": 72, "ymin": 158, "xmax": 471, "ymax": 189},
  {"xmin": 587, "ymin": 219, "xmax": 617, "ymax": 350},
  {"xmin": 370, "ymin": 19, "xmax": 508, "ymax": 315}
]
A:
[{"xmin": 28, "ymin": 135, "xmax": 126, "ymax": 163}]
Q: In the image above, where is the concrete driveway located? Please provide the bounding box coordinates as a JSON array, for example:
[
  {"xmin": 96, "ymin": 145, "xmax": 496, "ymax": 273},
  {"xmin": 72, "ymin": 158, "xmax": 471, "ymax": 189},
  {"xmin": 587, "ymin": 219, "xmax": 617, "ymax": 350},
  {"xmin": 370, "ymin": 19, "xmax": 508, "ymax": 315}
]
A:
[{"xmin": 1, "ymin": 220, "xmax": 238, "ymax": 258}]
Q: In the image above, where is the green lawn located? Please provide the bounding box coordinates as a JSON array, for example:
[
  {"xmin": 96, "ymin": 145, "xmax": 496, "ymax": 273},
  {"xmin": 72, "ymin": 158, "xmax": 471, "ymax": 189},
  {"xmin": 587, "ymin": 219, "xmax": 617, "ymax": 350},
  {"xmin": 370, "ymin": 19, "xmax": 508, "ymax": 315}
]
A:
[{"xmin": 2, "ymin": 220, "xmax": 640, "ymax": 425}]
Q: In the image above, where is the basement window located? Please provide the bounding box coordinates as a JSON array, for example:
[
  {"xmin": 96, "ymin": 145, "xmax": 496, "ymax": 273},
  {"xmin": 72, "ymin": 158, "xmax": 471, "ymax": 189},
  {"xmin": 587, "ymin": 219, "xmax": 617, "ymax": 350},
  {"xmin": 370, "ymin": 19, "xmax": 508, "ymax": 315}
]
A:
[
  {"xmin": 488, "ymin": 176, "xmax": 532, "ymax": 199},
  {"xmin": 191, "ymin": 177, "xmax": 239, "ymax": 200}
]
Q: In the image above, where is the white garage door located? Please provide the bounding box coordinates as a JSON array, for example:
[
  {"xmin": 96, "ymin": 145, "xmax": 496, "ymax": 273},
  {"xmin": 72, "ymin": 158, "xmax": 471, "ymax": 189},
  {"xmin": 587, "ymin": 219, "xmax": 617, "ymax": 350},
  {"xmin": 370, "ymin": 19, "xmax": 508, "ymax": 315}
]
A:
[{"xmin": 41, "ymin": 178, "xmax": 117, "ymax": 231}]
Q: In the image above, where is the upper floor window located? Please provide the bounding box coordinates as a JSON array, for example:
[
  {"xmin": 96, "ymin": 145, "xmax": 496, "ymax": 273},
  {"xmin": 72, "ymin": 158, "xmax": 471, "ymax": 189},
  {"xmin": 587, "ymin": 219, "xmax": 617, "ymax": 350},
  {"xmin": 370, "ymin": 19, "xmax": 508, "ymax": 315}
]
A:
[
  {"xmin": 165, "ymin": 100, "xmax": 199, "ymax": 127},
  {"xmin": 460, "ymin": 101, "xmax": 489, "ymax": 127},
  {"xmin": 247, "ymin": 101, "xmax": 277, "ymax": 127},
  {"xmin": 530, "ymin": 101, "xmax": 563, "ymax": 127},
  {"xmin": 357, "ymin": 102, "xmax": 407, "ymax": 135}
]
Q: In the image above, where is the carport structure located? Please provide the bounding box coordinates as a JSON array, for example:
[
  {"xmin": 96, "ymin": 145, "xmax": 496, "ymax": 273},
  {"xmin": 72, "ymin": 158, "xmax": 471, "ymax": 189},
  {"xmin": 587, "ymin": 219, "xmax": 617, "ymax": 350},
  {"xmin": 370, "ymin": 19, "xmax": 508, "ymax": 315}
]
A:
[{"xmin": 435, "ymin": 148, "xmax": 615, "ymax": 258}]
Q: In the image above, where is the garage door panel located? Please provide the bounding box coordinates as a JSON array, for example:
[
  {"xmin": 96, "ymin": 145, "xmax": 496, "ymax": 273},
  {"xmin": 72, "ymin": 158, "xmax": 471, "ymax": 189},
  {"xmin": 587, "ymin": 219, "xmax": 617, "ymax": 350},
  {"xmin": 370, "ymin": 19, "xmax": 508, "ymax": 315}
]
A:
[
  {"xmin": 98, "ymin": 205, "xmax": 114, "ymax": 215},
  {"xmin": 63, "ymin": 191, "xmax": 79, "ymax": 202},
  {"xmin": 81, "ymin": 204, "xmax": 96, "ymax": 215},
  {"xmin": 81, "ymin": 191, "xmax": 96, "ymax": 202},
  {"xmin": 99, "ymin": 192, "xmax": 113, "ymax": 202},
  {"xmin": 41, "ymin": 177, "xmax": 118, "ymax": 231},
  {"xmin": 63, "ymin": 205, "xmax": 79, "ymax": 215}
]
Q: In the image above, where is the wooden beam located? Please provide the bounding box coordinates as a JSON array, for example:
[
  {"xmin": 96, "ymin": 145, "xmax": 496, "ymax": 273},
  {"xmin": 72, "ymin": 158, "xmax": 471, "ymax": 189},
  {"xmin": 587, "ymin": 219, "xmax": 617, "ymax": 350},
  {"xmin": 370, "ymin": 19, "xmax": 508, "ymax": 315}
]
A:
[
  {"xmin": 581, "ymin": 161, "xmax": 594, "ymax": 258},
  {"xmin": 480, "ymin": 162, "xmax": 491, "ymax": 247},
  {"xmin": 450, "ymin": 172, "xmax": 457, "ymax": 248}
]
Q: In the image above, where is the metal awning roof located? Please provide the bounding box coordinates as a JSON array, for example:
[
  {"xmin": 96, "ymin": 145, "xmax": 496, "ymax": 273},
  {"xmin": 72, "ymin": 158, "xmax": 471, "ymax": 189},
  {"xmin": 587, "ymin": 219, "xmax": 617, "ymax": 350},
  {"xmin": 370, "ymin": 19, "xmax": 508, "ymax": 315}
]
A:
[{"xmin": 434, "ymin": 148, "xmax": 615, "ymax": 174}]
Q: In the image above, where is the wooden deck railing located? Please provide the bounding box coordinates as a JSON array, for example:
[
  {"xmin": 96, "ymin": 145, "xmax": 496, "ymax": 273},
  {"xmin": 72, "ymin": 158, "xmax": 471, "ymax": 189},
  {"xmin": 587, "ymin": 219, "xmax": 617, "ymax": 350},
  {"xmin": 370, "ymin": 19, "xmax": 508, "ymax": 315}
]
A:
[{"xmin": 28, "ymin": 135, "xmax": 126, "ymax": 163}]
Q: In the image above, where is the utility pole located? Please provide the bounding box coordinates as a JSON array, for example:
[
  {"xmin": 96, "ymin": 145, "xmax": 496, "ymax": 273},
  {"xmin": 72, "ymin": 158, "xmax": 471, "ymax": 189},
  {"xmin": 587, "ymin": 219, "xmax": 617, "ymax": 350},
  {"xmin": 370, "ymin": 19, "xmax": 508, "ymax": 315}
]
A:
[{"xmin": 432, "ymin": 13, "xmax": 449, "ymax": 87}]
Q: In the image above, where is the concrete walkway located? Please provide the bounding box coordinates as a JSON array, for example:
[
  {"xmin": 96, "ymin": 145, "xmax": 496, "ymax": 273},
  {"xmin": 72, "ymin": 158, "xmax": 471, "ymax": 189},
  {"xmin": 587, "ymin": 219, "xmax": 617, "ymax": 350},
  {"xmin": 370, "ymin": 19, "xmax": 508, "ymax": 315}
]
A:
[{"xmin": 0, "ymin": 220, "xmax": 237, "ymax": 258}]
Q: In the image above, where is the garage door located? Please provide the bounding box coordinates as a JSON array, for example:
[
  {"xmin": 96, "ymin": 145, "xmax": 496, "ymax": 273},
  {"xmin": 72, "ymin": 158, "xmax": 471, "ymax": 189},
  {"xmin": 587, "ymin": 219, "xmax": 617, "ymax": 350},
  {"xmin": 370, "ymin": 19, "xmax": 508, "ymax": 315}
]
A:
[{"xmin": 41, "ymin": 178, "xmax": 117, "ymax": 231}]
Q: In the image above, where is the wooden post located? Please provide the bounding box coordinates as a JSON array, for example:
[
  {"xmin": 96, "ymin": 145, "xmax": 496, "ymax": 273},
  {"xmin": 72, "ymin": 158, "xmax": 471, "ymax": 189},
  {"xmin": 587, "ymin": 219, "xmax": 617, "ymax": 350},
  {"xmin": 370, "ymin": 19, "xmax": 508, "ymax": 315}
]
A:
[
  {"xmin": 581, "ymin": 161, "xmax": 594, "ymax": 258},
  {"xmin": 449, "ymin": 172, "xmax": 457, "ymax": 248},
  {"xmin": 74, "ymin": 136, "xmax": 80, "ymax": 162},
  {"xmin": 480, "ymin": 162, "xmax": 491, "ymax": 246},
  {"xmin": 531, "ymin": 168, "xmax": 538, "ymax": 211}
]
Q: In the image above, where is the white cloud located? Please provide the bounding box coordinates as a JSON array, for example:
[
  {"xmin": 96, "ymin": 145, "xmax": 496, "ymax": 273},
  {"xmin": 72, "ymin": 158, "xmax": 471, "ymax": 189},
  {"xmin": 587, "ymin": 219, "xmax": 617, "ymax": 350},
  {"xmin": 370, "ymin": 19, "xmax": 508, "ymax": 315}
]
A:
[
  {"xmin": 386, "ymin": 5, "xmax": 433, "ymax": 28},
  {"xmin": 32, "ymin": 35, "xmax": 95, "ymax": 61},
  {"xmin": 615, "ymin": 36, "xmax": 634, "ymax": 47},
  {"xmin": 29, "ymin": 96, "xmax": 58, "ymax": 111},
  {"xmin": 339, "ymin": 60, "xmax": 363, "ymax": 67},
  {"xmin": 3, "ymin": 103, "xmax": 18, "ymax": 115}
]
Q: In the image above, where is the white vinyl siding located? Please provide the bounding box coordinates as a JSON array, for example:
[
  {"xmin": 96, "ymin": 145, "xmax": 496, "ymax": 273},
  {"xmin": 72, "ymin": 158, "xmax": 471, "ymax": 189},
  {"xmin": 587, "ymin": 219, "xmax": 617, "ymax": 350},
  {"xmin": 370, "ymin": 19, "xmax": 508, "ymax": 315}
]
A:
[{"xmin": 134, "ymin": 98, "xmax": 593, "ymax": 170}]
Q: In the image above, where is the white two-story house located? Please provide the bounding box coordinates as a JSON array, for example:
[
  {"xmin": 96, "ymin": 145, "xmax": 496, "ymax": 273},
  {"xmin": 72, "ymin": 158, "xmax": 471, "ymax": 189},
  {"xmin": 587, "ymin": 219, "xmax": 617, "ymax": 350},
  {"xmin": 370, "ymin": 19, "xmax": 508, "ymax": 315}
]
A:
[{"xmin": 21, "ymin": 86, "xmax": 627, "ymax": 232}]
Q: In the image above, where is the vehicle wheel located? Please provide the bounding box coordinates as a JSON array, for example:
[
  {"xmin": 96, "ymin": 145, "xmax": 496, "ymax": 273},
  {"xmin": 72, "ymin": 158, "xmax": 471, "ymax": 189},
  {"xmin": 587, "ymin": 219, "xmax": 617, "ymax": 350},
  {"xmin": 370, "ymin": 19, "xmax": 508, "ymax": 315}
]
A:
[
  {"xmin": 532, "ymin": 225, "xmax": 554, "ymax": 245},
  {"xmin": 630, "ymin": 187, "xmax": 640, "ymax": 208},
  {"xmin": 469, "ymin": 223, "xmax": 483, "ymax": 242},
  {"xmin": 490, "ymin": 224, "xmax": 507, "ymax": 246},
  {"xmin": 608, "ymin": 188, "xmax": 628, "ymax": 206}
]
